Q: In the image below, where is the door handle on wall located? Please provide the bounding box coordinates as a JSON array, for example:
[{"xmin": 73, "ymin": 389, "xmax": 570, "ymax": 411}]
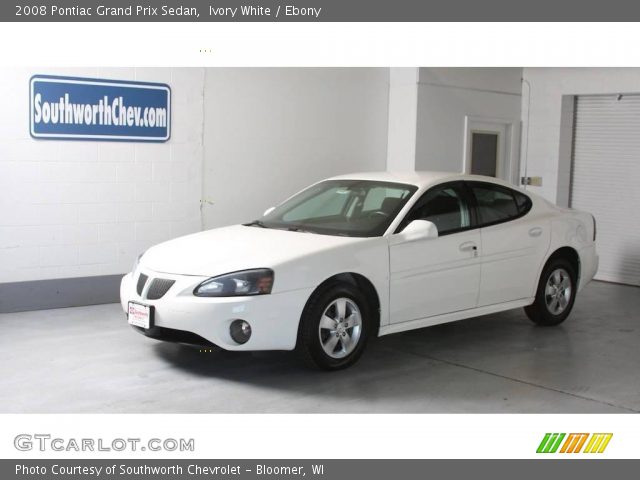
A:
[{"xmin": 529, "ymin": 227, "xmax": 543, "ymax": 237}]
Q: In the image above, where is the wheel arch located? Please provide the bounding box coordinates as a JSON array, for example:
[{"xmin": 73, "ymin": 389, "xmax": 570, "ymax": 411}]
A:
[
  {"xmin": 543, "ymin": 246, "xmax": 581, "ymax": 286},
  {"xmin": 299, "ymin": 272, "xmax": 382, "ymax": 338}
]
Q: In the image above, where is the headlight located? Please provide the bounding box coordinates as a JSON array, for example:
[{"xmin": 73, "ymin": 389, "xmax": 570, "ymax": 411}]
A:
[
  {"xmin": 194, "ymin": 269, "xmax": 274, "ymax": 297},
  {"xmin": 132, "ymin": 252, "xmax": 145, "ymax": 273}
]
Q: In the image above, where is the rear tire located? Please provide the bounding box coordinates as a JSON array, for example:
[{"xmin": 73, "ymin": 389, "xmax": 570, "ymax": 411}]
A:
[
  {"xmin": 296, "ymin": 282, "xmax": 371, "ymax": 370},
  {"xmin": 525, "ymin": 257, "xmax": 577, "ymax": 326}
]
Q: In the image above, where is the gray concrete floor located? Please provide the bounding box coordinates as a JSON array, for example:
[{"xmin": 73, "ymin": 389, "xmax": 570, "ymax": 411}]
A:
[{"xmin": 0, "ymin": 281, "xmax": 638, "ymax": 413}]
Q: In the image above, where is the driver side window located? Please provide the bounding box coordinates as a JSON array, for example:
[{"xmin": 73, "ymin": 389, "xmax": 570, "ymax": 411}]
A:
[{"xmin": 398, "ymin": 183, "xmax": 470, "ymax": 235}]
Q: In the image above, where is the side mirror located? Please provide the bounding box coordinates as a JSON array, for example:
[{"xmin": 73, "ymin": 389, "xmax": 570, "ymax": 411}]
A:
[
  {"xmin": 397, "ymin": 220, "xmax": 438, "ymax": 243},
  {"xmin": 263, "ymin": 206, "xmax": 276, "ymax": 217}
]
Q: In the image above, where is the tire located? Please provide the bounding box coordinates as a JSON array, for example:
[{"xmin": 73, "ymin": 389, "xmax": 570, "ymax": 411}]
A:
[
  {"xmin": 296, "ymin": 282, "xmax": 371, "ymax": 370},
  {"xmin": 525, "ymin": 257, "xmax": 577, "ymax": 326}
]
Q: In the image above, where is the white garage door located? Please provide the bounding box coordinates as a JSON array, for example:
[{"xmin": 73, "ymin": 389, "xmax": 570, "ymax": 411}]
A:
[{"xmin": 571, "ymin": 94, "xmax": 640, "ymax": 286}]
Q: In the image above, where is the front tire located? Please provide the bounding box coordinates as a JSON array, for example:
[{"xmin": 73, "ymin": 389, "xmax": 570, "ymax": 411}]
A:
[
  {"xmin": 525, "ymin": 257, "xmax": 577, "ymax": 326},
  {"xmin": 296, "ymin": 282, "xmax": 371, "ymax": 370}
]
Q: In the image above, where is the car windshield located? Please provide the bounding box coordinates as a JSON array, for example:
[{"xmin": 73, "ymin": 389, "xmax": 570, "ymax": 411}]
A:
[{"xmin": 249, "ymin": 180, "xmax": 418, "ymax": 237}]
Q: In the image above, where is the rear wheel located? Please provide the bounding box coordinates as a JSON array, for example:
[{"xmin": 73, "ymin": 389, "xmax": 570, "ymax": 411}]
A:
[
  {"xmin": 525, "ymin": 257, "xmax": 576, "ymax": 326},
  {"xmin": 296, "ymin": 282, "xmax": 371, "ymax": 370}
]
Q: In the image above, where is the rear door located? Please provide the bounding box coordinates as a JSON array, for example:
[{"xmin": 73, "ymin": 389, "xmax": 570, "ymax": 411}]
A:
[{"xmin": 466, "ymin": 181, "xmax": 550, "ymax": 306}]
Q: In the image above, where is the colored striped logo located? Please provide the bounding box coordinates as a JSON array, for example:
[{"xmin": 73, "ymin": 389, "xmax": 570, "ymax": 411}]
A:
[{"xmin": 537, "ymin": 433, "xmax": 612, "ymax": 453}]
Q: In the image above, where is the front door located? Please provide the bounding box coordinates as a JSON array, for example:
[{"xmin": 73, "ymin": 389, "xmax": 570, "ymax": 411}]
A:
[{"xmin": 389, "ymin": 182, "xmax": 482, "ymax": 324}]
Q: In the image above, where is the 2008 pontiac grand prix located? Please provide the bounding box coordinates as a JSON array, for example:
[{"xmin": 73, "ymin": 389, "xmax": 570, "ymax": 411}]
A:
[{"xmin": 121, "ymin": 171, "xmax": 598, "ymax": 370}]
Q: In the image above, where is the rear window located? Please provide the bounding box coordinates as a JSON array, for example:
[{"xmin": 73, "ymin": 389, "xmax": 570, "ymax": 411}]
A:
[
  {"xmin": 468, "ymin": 182, "xmax": 531, "ymax": 226},
  {"xmin": 514, "ymin": 190, "xmax": 532, "ymax": 214}
]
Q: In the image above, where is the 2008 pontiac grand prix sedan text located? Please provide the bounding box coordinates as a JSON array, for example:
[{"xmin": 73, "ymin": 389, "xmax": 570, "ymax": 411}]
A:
[{"xmin": 121, "ymin": 171, "xmax": 598, "ymax": 370}]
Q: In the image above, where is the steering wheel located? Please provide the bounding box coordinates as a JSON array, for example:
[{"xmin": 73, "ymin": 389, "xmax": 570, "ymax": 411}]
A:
[{"xmin": 367, "ymin": 210, "xmax": 390, "ymax": 219}]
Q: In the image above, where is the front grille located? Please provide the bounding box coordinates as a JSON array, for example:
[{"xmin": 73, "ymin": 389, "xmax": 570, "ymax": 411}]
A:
[
  {"xmin": 136, "ymin": 273, "xmax": 148, "ymax": 296},
  {"xmin": 146, "ymin": 278, "xmax": 175, "ymax": 300}
]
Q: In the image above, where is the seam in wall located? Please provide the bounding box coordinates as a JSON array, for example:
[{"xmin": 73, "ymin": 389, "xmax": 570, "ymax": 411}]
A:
[
  {"xmin": 417, "ymin": 81, "xmax": 522, "ymax": 97},
  {"xmin": 199, "ymin": 68, "xmax": 207, "ymax": 231}
]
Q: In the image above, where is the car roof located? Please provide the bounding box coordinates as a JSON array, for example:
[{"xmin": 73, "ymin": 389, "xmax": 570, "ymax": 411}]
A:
[{"xmin": 326, "ymin": 171, "xmax": 516, "ymax": 189}]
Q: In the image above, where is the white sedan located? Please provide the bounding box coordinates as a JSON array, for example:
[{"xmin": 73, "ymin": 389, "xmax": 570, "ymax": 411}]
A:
[{"xmin": 121, "ymin": 172, "xmax": 598, "ymax": 370}]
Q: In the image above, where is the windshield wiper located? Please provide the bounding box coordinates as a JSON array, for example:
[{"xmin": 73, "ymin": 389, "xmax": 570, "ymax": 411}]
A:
[
  {"xmin": 286, "ymin": 226, "xmax": 316, "ymax": 233},
  {"xmin": 244, "ymin": 220, "xmax": 268, "ymax": 228},
  {"xmin": 244, "ymin": 220, "xmax": 317, "ymax": 233}
]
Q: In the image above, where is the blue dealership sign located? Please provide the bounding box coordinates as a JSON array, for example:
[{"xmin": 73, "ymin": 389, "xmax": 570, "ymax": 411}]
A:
[{"xmin": 30, "ymin": 75, "xmax": 171, "ymax": 142}]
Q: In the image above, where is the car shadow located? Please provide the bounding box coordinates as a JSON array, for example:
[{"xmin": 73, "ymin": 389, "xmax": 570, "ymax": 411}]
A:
[{"xmin": 149, "ymin": 309, "xmax": 576, "ymax": 408}]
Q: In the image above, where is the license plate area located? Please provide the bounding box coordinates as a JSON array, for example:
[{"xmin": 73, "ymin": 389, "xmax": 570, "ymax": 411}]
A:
[{"xmin": 128, "ymin": 301, "xmax": 154, "ymax": 329}]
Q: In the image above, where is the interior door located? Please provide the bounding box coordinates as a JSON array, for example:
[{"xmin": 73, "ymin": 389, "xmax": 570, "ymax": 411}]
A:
[
  {"xmin": 464, "ymin": 118, "xmax": 513, "ymax": 182},
  {"xmin": 389, "ymin": 182, "xmax": 482, "ymax": 324},
  {"xmin": 467, "ymin": 182, "xmax": 550, "ymax": 306}
]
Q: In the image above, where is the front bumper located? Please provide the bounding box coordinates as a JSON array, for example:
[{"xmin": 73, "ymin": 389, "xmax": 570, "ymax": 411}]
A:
[{"xmin": 120, "ymin": 268, "xmax": 314, "ymax": 351}]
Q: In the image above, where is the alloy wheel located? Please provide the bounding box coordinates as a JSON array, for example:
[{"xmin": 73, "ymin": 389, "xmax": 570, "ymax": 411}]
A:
[
  {"xmin": 545, "ymin": 268, "xmax": 572, "ymax": 315},
  {"xmin": 318, "ymin": 297, "xmax": 363, "ymax": 359}
]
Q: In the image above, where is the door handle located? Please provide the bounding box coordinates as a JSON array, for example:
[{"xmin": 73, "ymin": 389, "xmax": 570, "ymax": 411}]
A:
[
  {"xmin": 459, "ymin": 241, "xmax": 478, "ymax": 255},
  {"xmin": 529, "ymin": 227, "xmax": 543, "ymax": 237}
]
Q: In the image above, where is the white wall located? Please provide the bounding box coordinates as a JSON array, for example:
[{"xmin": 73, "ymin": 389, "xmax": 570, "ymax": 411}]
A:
[
  {"xmin": 201, "ymin": 68, "xmax": 390, "ymax": 229},
  {"xmin": 0, "ymin": 68, "xmax": 205, "ymax": 283},
  {"xmin": 0, "ymin": 67, "xmax": 390, "ymax": 283},
  {"xmin": 522, "ymin": 67, "xmax": 640, "ymax": 203},
  {"xmin": 415, "ymin": 68, "xmax": 522, "ymax": 178}
]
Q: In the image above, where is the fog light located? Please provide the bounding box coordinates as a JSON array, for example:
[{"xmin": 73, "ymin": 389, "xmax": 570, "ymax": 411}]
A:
[{"xmin": 230, "ymin": 320, "xmax": 251, "ymax": 344}]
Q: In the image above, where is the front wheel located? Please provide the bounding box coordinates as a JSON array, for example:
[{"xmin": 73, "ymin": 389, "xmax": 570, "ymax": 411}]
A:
[
  {"xmin": 296, "ymin": 282, "xmax": 371, "ymax": 370},
  {"xmin": 525, "ymin": 258, "xmax": 577, "ymax": 326}
]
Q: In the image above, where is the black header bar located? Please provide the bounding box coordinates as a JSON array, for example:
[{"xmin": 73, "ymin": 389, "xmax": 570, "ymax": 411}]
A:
[
  {"xmin": 5, "ymin": 0, "xmax": 640, "ymax": 22},
  {"xmin": 4, "ymin": 459, "xmax": 640, "ymax": 479}
]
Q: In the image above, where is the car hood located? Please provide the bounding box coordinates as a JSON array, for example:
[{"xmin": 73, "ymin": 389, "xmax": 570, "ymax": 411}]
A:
[{"xmin": 141, "ymin": 224, "xmax": 365, "ymax": 277}]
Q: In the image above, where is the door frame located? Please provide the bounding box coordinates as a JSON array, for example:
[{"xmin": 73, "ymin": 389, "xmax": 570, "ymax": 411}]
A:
[{"xmin": 463, "ymin": 115, "xmax": 519, "ymax": 184}]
